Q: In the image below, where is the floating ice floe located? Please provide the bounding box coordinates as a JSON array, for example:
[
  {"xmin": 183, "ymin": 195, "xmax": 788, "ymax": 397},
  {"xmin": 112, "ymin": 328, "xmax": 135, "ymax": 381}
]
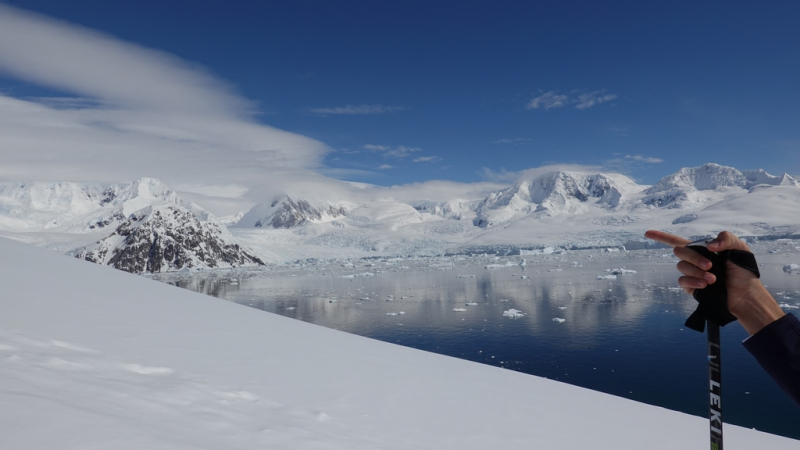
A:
[
  {"xmin": 466, "ymin": 302, "xmax": 478, "ymax": 306},
  {"xmin": 558, "ymin": 306, "xmax": 567, "ymax": 310},
  {"xmin": 499, "ymin": 299, "xmax": 510, "ymax": 302},
  {"xmin": 783, "ymin": 264, "xmax": 800, "ymax": 273},
  {"xmin": 597, "ymin": 275, "xmax": 617, "ymax": 280},
  {"xmin": 399, "ymin": 311, "xmax": 406, "ymax": 315},
  {"xmin": 453, "ymin": 308, "xmax": 467, "ymax": 312},
  {"xmin": 340, "ymin": 272, "xmax": 376, "ymax": 279},
  {"xmin": 503, "ymin": 309, "xmax": 525, "ymax": 318},
  {"xmin": 778, "ymin": 303, "xmax": 799, "ymax": 310},
  {"xmin": 548, "ymin": 268, "xmax": 563, "ymax": 272},
  {"xmin": 386, "ymin": 312, "xmax": 399, "ymax": 316},
  {"xmin": 608, "ymin": 268, "xmax": 637, "ymax": 275},
  {"xmin": 552, "ymin": 318, "xmax": 566, "ymax": 323},
  {"xmin": 485, "ymin": 262, "xmax": 518, "ymax": 269},
  {"xmin": 456, "ymin": 274, "xmax": 476, "ymax": 278},
  {"xmin": 286, "ymin": 307, "xmax": 296, "ymax": 310},
  {"xmin": 520, "ymin": 275, "xmax": 529, "ymax": 279}
]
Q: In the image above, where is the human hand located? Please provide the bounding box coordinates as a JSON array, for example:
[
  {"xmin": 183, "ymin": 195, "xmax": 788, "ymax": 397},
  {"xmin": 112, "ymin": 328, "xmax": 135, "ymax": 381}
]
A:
[{"xmin": 644, "ymin": 230, "xmax": 783, "ymax": 335}]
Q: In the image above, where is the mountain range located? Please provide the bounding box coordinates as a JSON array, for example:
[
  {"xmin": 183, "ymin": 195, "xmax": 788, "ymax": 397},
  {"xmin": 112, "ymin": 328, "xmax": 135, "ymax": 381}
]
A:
[{"xmin": 1, "ymin": 163, "xmax": 798, "ymax": 272}]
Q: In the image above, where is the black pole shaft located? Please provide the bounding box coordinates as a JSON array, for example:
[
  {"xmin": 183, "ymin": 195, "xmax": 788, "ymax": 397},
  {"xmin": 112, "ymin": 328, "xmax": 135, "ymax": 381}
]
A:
[{"xmin": 708, "ymin": 321, "xmax": 723, "ymax": 450}]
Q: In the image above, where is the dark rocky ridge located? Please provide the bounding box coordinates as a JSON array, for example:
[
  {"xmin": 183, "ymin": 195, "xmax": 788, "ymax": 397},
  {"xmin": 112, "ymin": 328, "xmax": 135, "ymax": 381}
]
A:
[{"xmin": 73, "ymin": 204, "xmax": 264, "ymax": 273}]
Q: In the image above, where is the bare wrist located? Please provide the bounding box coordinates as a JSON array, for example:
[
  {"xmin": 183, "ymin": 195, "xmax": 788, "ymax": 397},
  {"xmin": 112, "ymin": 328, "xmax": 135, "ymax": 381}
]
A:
[{"xmin": 730, "ymin": 282, "xmax": 786, "ymax": 336}]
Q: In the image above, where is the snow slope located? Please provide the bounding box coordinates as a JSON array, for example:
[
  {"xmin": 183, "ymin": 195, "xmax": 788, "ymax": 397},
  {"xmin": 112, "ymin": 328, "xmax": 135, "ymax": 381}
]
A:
[{"xmin": 0, "ymin": 237, "xmax": 796, "ymax": 449}]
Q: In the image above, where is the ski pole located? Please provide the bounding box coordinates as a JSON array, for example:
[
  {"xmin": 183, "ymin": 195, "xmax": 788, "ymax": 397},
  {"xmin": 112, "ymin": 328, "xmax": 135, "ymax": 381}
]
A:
[
  {"xmin": 684, "ymin": 239, "xmax": 734, "ymax": 450},
  {"xmin": 708, "ymin": 321, "xmax": 723, "ymax": 450}
]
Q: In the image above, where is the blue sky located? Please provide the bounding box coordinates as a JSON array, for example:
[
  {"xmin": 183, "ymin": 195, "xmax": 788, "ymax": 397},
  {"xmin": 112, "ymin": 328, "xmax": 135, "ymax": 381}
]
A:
[{"xmin": 1, "ymin": 0, "xmax": 799, "ymax": 191}]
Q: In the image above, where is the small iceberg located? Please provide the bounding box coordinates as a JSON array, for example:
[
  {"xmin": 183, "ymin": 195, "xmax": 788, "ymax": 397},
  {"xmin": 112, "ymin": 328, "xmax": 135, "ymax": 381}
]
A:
[
  {"xmin": 783, "ymin": 264, "xmax": 800, "ymax": 273},
  {"xmin": 597, "ymin": 275, "xmax": 617, "ymax": 280},
  {"xmin": 552, "ymin": 318, "xmax": 566, "ymax": 323},
  {"xmin": 503, "ymin": 309, "xmax": 525, "ymax": 318},
  {"xmin": 453, "ymin": 308, "xmax": 467, "ymax": 312},
  {"xmin": 466, "ymin": 302, "xmax": 479, "ymax": 306},
  {"xmin": 609, "ymin": 268, "xmax": 637, "ymax": 275}
]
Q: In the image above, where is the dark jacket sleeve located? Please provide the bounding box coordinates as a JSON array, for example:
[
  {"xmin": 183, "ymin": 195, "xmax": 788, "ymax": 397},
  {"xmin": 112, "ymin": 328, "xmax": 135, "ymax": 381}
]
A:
[{"xmin": 742, "ymin": 313, "xmax": 800, "ymax": 408}]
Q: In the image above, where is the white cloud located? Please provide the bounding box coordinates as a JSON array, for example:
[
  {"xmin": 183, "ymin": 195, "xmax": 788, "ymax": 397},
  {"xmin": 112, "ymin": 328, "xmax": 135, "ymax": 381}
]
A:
[
  {"xmin": 378, "ymin": 164, "xmax": 393, "ymax": 170},
  {"xmin": 625, "ymin": 155, "xmax": 663, "ymax": 163},
  {"xmin": 527, "ymin": 90, "xmax": 618, "ymax": 111},
  {"xmin": 363, "ymin": 144, "xmax": 421, "ymax": 159},
  {"xmin": 412, "ymin": 156, "xmax": 441, "ymax": 163},
  {"xmin": 0, "ymin": 4, "xmax": 329, "ymax": 214},
  {"xmin": 527, "ymin": 91, "xmax": 568, "ymax": 110},
  {"xmin": 575, "ymin": 91, "xmax": 617, "ymax": 110},
  {"xmin": 308, "ymin": 104, "xmax": 406, "ymax": 115}
]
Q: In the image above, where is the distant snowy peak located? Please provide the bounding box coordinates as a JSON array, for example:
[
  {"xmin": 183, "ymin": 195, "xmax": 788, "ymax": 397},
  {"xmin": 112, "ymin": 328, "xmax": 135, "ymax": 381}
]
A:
[
  {"xmin": 234, "ymin": 196, "xmax": 348, "ymax": 229},
  {"xmin": 645, "ymin": 163, "xmax": 746, "ymax": 195},
  {"xmin": 742, "ymin": 169, "xmax": 799, "ymax": 188},
  {"xmin": 474, "ymin": 171, "xmax": 641, "ymax": 227},
  {"xmin": 0, "ymin": 177, "xmax": 210, "ymax": 233},
  {"xmin": 643, "ymin": 164, "xmax": 798, "ymax": 208},
  {"xmin": 72, "ymin": 203, "xmax": 263, "ymax": 273},
  {"xmin": 412, "ymin": 199, "xmax": 480, "ymax": 220}
]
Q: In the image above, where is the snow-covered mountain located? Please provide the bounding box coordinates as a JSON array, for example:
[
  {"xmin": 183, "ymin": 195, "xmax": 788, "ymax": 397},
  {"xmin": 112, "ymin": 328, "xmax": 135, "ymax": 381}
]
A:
[
  {"xmin": 233, "ymin": 196, "xmax": 348, "ymax": 229},
  {"xmin": 641, "ymin": 163, "xmax": 800, "ymax": 208},
  {"xmin": 3, "ymin": 163, "xmax": 800, "ymax": 264},
  {"xmin": 71, "ymin": 203, "xmax": 263, "ymax": 273},
  {"xmin": 473, "ymin": 171, "xmax": 642, "ymax": 227},
  {"xmin": 0, "ymin": 177, "xmax": 209, "ymax": 234}
]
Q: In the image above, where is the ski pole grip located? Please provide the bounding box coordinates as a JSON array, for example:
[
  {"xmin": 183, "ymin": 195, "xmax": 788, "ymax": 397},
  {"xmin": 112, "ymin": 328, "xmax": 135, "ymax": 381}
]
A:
[{"xmin": 684, "ymin": 245, "xmax": 737, "ymax": 332}]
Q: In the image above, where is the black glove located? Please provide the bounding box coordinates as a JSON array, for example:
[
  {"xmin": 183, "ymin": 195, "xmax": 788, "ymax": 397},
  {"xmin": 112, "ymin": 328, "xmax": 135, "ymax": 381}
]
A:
[{"xmin": 684, "ymin": 246, "xmax": 760, "ymax": 333}]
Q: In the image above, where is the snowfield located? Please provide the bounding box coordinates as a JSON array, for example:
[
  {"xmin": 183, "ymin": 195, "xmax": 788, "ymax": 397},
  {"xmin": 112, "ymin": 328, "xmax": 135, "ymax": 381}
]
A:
[{"xmin": 1, "ymin": 237, "xmax": 797, "ymax": 449}]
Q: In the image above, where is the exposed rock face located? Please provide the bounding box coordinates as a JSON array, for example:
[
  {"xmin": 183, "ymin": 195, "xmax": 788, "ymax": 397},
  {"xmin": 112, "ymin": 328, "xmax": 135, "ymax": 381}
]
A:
[
  {"xmin": 235, "ymin": 196, "xmax": 348, "ymax": 229},
  {"xmin": 72, "ymin": 204, "xmax": 263, "ymax": 273}
]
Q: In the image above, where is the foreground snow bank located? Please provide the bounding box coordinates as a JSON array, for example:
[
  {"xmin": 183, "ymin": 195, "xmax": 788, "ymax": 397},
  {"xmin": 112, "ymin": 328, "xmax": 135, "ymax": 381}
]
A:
[{"xmin": 0, "ymin": 237, "xmax": 795, "ymax": 449}]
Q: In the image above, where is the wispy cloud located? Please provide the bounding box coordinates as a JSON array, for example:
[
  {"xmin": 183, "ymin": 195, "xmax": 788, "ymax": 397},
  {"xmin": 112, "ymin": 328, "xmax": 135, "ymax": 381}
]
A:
[
  {"xmin": 412, "ymin": 156, "xmax": 441, "ymax": 163},
  {"xmin": 575, "ymin": 91, "xmax": 617, "ymax": 110},
  {"xmin": 625, "ymin": 155, "xmax": 663, "ymax": 163},
  {"xmin": 0, "ymin": 3, "xmax": 328, "ymax": 212},
  {"xmin": 308, "ymin": 104, "xmax": 406, "ymax": 116},
  {"xmin": 493, "ymin": 138, "xmax": 531, "ymax": 144},
  {"xmin": 363, "ymin": 144, "xmax": 421, "ymax": 159},
  {"xmin": 607, "ymin": 126, "xmax": 629, "ymax": 136},
  {"xmin": 378, "ymin": 164, "xmax": 393, "ymax": 170},
  {"xmin": 527, "ymin": 92, "xmax": 569, "ymax": 110},
  {"xmin": 527, "ymin": 90, "xmax": 618, "ymax": 110}
]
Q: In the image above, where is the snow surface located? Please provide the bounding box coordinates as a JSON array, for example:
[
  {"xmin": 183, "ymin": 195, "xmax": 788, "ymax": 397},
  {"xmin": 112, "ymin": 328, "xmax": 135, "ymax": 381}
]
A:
[{"xmin": 0, "ymin": 237, "xmax": 797, "ymax": 449}]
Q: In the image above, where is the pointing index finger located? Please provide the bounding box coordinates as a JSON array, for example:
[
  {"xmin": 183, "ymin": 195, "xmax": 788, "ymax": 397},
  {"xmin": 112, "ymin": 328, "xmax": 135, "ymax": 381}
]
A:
[{"xmin": 644, "ymin": 230, "xmax": 691, "ymax": 248}]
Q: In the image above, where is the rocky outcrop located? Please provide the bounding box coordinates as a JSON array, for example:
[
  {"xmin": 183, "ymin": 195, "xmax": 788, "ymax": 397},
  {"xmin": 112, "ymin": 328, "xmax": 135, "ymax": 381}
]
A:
[
  {"xmin": 235, "ymin": 196, "xmax": 348, "ymax": 229},
  {"xmin": 72, "ymin": 204, "xmax": 263, "ymax": 273}
]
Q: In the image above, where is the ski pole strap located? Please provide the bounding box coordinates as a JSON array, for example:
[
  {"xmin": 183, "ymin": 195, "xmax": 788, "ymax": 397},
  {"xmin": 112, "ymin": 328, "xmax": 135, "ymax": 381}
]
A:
[{"xmin": 685, "ymin": 247, "xmax": 760, "ymax": 333}]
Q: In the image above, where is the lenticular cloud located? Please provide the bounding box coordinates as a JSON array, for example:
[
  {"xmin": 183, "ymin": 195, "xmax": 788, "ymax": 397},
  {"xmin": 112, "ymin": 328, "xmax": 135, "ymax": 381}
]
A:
[{"xmin": 0, "ymin": 4, "xmax": 329, "ymax": 189}]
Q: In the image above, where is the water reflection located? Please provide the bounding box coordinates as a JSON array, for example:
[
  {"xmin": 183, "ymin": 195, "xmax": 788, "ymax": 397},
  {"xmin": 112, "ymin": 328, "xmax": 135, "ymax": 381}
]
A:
[{"xmin": 157, "ymin": 249, "xmax": 800, "ymax": 440}]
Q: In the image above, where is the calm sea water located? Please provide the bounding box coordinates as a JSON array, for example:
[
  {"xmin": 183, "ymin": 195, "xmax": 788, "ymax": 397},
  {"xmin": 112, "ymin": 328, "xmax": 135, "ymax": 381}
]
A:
[{"xmin": 163, "ymin": 248, "xmax": 800, "ymax": 440}]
